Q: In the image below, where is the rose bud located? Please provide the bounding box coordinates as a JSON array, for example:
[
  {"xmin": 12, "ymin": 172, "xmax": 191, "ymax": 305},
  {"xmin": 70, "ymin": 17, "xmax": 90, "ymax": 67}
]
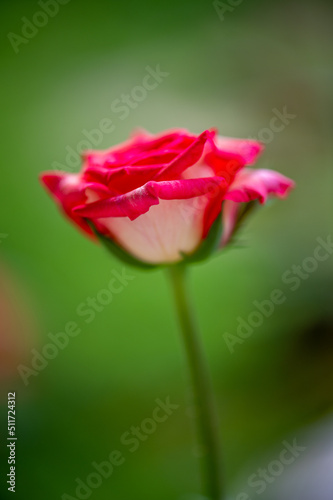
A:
[{"xmin": 40, "ymin": 128, "xmax": 294, "ymax": 267}]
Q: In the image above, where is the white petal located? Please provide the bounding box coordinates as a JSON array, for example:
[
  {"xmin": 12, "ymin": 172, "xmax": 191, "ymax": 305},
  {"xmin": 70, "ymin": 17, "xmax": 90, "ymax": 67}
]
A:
[{"xmin": 99, "ymin": 197, "xmax": 209, "ymax": 264}]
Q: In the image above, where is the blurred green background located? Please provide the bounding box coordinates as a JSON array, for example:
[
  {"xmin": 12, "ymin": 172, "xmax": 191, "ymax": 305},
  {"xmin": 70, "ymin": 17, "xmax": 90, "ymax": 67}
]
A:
[{"xmin": 0, "ymin": 0, "xmax": 332, "ymax": 499}]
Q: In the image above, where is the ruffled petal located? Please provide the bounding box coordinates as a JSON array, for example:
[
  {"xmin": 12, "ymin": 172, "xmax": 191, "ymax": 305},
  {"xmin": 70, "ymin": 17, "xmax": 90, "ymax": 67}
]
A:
[
  {"xmin": 40, "ymin": 172, "xmax": 110, "ymax": 236},
  {"xmin": 225, "ymin": 168, "xmax": 295, "ymax": 204},
  {"xmin": 74, "ymin": 176, "xmax": 228, "ymax": 221},
  {"xmin": 220, "ymin": 168, "xmax": 295, "ymax": 246},
  {"xmin": 83, "ymin": 128, "xmax": 195, "ymax": 169}
]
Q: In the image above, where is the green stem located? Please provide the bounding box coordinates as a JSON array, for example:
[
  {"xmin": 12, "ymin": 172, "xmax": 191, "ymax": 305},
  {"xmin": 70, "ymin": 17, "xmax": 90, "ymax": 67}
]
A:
[{"xmin": 168, "ymin": 264, "xmax": 224, "ymax": 500}]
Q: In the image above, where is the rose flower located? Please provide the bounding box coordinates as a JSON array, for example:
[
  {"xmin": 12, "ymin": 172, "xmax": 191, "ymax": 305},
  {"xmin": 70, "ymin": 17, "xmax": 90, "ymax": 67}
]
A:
[{"xmin": 40, "ymin": 128, "xmax": 294, "ymax": 265}]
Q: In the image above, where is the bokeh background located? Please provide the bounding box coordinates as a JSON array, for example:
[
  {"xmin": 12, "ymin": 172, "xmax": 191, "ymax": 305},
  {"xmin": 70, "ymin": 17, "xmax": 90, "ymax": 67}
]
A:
[{"xmin": 1, "ymin": 0, "xmax": 332, "ymax": 499}]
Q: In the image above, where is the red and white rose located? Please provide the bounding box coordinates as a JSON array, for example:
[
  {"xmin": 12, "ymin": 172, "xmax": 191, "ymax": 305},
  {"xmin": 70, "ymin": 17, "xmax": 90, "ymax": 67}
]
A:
[{"xmin": 40, "ymin": 128, "xmax": 294, "ymax": 265}]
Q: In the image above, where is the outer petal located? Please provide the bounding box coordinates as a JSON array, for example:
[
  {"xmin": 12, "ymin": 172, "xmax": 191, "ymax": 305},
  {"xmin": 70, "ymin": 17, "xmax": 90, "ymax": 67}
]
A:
[
  {"xmin": 220, "ymin": 200, "xmax": 240, "ymax": 247},
  {"xmin": 221, "ymin": 168, "xmax": 295, "ymax": 246},
  {"xmin": 182, "ymin": 162, "xmax": 226, "ymax": 238},
  {"xmin": 74, "ymin": 176, "xmax": 228, "ymax": 221},
  {"xmin": 225, "ymin": 168, "xmax": 295, "ymax": 204},
  {"xmin": 94, "ymin": 197, "xmax": 218, "ymax": 264},
  {"xmin": 40, "ymin": 172, "xmax": 110, "ymax": 236}
]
